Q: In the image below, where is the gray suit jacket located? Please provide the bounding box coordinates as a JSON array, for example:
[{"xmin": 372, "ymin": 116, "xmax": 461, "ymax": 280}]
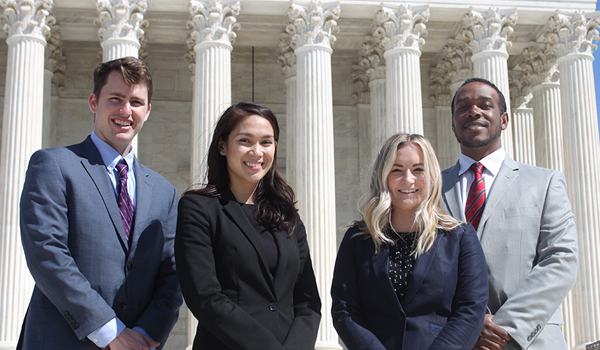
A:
[
  {"xmin": 441, "ymin": 156, "xmax": 577, "ymax": 350},
  {"xmin": 19, "ymin": 136, "xmax": 182, "ymax": 349}
]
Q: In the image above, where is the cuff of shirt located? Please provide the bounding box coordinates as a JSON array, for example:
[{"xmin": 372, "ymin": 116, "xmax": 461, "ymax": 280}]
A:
[
  {"xmin": 133, "ymin": 326, "xmax": 157, "ymax": 350},
  {"xmin": 87, "ymin": 317, "xmax": 126, "ymax": 348}
]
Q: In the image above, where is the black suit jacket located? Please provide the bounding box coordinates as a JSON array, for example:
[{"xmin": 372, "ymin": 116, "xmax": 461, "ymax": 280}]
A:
[
  {"xmin": 175, "ymin": 191, "xmax": 321, "ymax": 350},
  {"xmin": 331, "ymin": 224, "xmax": 488, "ymax": 350}
]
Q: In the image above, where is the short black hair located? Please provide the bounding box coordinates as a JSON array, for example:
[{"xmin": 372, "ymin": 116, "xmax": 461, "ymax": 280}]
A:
[{"xmin": 451, "ymin": 78, "xmax": 507, "ymax": 116}]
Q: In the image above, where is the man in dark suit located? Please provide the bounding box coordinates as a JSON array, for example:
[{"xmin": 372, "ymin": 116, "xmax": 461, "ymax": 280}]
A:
[
  {"xmin": 19, "ymin": 57, "xmax": 182, "ymax": 350},
  {"xmin": 441, "ymin": 78, "xmax": 577, "ymax": 350}
]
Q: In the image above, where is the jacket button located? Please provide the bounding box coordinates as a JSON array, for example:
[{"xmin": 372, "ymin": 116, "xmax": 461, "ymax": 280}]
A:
[
  {"xmin": 127, "ymin": 262, "xmax": 133, "ymax": 270},
  {"xmin": 269, "ymin": 303, "xmax": 278, "ymax": 311},
  {"xmin": 120, "ymin": 303, "xmax": 127, "ymax": 311}
]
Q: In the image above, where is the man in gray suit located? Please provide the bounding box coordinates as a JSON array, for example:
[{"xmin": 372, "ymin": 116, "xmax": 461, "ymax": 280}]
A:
[
  {"xmin": 19, "ymin": 57, "xmax": 182, "ymax": 350},
  {"xmin": 441, "ymin": 78, "xmax": 577, "ymax": 350}
]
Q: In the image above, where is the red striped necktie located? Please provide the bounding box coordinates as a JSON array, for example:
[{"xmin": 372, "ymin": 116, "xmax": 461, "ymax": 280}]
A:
[{"xmin": 465, "ymin": 162, "xmax": 486, "ymax": 229}]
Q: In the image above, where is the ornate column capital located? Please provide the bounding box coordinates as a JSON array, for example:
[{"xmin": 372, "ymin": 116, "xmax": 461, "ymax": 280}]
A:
[
  {"xmin": 286, "ymin": 0, "xmax": 340, "ymax": 50},
  {"xmin": 429, "ymin": 66, "xmax": 452, "ymax": 106},
  {"xmin": 0, "ymin": 0, "xmax": 54, "ymax": 41},
  {"xmin": 546, "ymin": 10, "xmax": 600, "ymax": 58},
  {"xmin": 45, "ymin": 23, "xmax": 65, "ymax": 91},
  {"xmin": 188, "ymin": 0, "xmax": 240, "ymax": 47},
  {"xmin": 278, "ymin": 32, "xmax": 296, "ymax": 79},
  {"xmin": 375, "ymin": 4, "xmax": 429, "ymax": 53},
  {"xmin": 184, "ymin": 32, "xmax": 196, "ymax": 74},
  {"xmin": 516, "ymin": 43, "xmax": 559, "ymax": 87},
  {"xmin": 95, "ymin": 0, "xmax": 147, "ymax": 43},
  {"xmin": 509, "ymin": 70, "xmax": 532, "ymax": 109},
  {"xmin": 439, "ymin": 40, "xmax": 472, "ymax": 84},
  {"xmin": 462, "ymin": 7, "xmax": 517, "ymax": 55}
]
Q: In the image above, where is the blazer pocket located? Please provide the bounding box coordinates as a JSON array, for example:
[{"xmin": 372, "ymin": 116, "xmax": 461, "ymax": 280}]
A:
[
  {"xmin": 504, "ymin": 206, "xmax": 540, "ymax": 218},
  {"xmin": 428, "ymin": 323, "xmax": 443, "ymax": 333}
]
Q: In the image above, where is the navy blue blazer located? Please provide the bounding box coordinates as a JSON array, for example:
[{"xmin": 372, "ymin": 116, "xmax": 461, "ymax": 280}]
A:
[
  {"xmin": 19, "ymin": 137, "xmax": 182, "ymax": 349},
  {"xmin": 331, "ymin": 223, "xmax": 488, "ymax": 350}
]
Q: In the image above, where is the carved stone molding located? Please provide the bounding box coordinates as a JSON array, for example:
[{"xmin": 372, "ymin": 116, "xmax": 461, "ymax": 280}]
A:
[
  {"xmin": 95, "ymin": 0, "xmax": 147, "ymax": 43},
  {"xmin": 430, "ymin": 40, "xmax": 472, "ymax": 105},
  {"xmin": 429, "ymin": 66, "xmax": 452, "ymax": 106},
  {"xmin": 351, "ymin": 34, "xmax": 385, "ymax": 104},
  {"xmin": 376, "ymin": 4, "xmax": 429, "ymax": 52},
  {"xmin": 286, "ymin": 1, "xmax": 340, "ymax": 49},
  {"xmin": 187, "ymin": 0, "xmax": 240, "ymax": 46},
  {"xmin": 462, "ymin": 7, "xmax": 517, "ymax": 55},
  {"xmin": 515, "ymin": 43, "xmax": 559, "ymax": 87},
  {"xmin": 277, "ymin": 32, "xmax": 296, "ymax": 79},
  {"xmin": 546, "ymin": 10, "xmax": 600, "ymax": 58},
  {"xmin": 0, "ymin": 0, "xmax": 54, "ymax": 40},
  {"xmin": 184, "ymin": 32, "xmax": 196, "ymax": 74}
]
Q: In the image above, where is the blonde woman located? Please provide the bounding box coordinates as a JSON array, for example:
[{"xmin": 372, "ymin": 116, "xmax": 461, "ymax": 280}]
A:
[{"xmin": 331, "ymin": 133, "xmax": 488, "ymax": 350}]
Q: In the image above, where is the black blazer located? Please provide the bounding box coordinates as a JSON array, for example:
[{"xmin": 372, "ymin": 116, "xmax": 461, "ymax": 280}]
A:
[
  {"xmin": 331, "ymin": 224, "xmax": 488, "ymax": 350},
  {"xmin": 175, "ymin": 191, "xmax": 321, "ymax": 350}
]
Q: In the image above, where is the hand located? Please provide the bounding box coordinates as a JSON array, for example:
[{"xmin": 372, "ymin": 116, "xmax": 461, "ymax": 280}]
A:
[
  {"xmin": 473, "ymin": 314, "xmax": 511, "ymax": 350},
  {"xmin": 107, "ymin": 328, "xmax": 160, "ymax": 350}
]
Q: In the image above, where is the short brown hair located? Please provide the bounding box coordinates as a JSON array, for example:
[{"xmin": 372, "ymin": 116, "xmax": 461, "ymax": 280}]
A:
[{"xmin": 92, "ymin": 57, "xmax": 153, "ymax": 103}]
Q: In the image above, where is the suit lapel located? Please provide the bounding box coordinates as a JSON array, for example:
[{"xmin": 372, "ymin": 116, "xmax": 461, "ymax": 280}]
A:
[
  {"xmin": 78, "ymin": 137, "xmax": 129, "ymax": 251},
  {"xmin": 220, "ymin": 192, "xmax": 276, "ymax": 296},
  {"xmin": 130, "ymin": 158, "xmax": 151, "ymax": 251},
  {"xmin": 442, "ymin": 163, "xmax": 466, "ymax": 221},
  {"xmin": 403, "ymin": 236, "xmax": 440, "ymax": 305},
  {"xmin": 478, "ymin": 156, "xmax": 519, "ymax": 237},
  {"xmin": 371, "ymin": 246, "xmax": 402, "ymax": 310}
]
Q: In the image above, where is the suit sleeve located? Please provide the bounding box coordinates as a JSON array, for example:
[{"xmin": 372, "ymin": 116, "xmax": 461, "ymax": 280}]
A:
[
  {"xmin": 132, "ymin": 185, "xmax": 182, "ymax": 345},
  {"xmin": 492, "ymin": 171, "xmax": 578, "ymax": 348},
  {"xmin": 20, "ymin": 150, "xmax": 116, "ymax": 340},
  {"xmin": 428, "ymin": 225, "xmax": 488, "ymax": 350},
  {"xmin": 331, "ymin": 229, "xmax": 387, "ymax": 350},
  {"xmin": 281, "ymin": 217, "xmax": 322, "ymax": 350},
  {"xmin": 175, "ymin": 195, "xmax": 286, "ymax": 350}
]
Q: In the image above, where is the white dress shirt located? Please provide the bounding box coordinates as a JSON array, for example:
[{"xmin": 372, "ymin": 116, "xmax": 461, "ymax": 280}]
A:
[{"xmin": 457, "ymin": 148, "xmax": 506, "ymax": 209}]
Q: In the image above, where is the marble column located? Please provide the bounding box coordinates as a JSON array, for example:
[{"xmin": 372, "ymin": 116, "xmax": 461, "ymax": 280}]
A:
[
  {"xmin": 508, "ymin": 70, "xmax": 535, "ymax": 165},
  {"xmin": 548, "ymin": 10, "xmax": 600, "ymax": 349},
  {"xmin": 430, "ymin": 40, "xmax": 471, "ymax": 169},
  {"xmin": 287, "ymin": 1, "xmax": 341, "ymax": 348},
  {"xmin": 95, "ymin": 0, "xmax": 148, "ymax": 62},
  {"xmin": 0, "ymin": 1, "xmax": 53, "ymax": 348},
  {"xmin": 43, "ymin": 24, "xmax": 64, "ymax": 149},
  {"xmin": 354, "ymin": 33, "xmax": 386, "ymax": 162},
  {"xmin": 518, "ymin": 44, "xmax": 564, "ymax": 172},
  {"xmin": 377, "ymin": 4, "xmax": 429, "ymax": 135},
  {"xmin": 95, "ymin": 0, "xmax": 148, "ymax": 153},
  {"xmin": 463, "ymin": 7, "xmax": 517, "ymax": 158},
  {"xmin": 187, "ymin": 0, "xmax": 240, "ymax": 182},
  {"xmin": 278, "ymin": 32, "xmax": 297, "ymax": 190}
]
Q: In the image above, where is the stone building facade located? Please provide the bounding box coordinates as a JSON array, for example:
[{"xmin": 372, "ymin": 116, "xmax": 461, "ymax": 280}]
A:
[{"xmin": 0, "ymin": 0, "xmax": 599, "ymax": 349}]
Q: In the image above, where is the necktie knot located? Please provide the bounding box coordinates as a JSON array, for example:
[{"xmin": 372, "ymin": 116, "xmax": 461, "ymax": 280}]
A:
[
  {"xmin": 116, "ymin": 160, "xmax": 128, "ymax": 181},
  {"xmin": 470, "ymin": 162, "xmax": 484, "ymax": 177}
]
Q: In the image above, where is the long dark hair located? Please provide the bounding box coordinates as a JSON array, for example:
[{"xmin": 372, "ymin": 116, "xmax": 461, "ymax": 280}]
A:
[{"xmin": 186, "ymin": 102, "xmax": 297, "ymax": 233}]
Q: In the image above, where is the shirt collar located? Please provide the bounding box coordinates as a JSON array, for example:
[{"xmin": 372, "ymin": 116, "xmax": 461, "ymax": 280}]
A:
[
  {"xmin": 91, "ymin": 131, "xmax": 135, "ymax": 172},
  {"xmin": 458, "ymin": 148, "xmax": 506, "ymax": 177}
]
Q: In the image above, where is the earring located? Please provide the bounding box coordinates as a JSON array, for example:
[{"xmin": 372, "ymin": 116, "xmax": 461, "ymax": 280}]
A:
[{"xmin": 219, "ymin": 149, "xmax": 225, "ymax": 155}]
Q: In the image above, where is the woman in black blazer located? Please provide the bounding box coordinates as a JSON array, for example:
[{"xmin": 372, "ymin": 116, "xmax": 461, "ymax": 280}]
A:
[
  {"xmin": 175, "ymin": 102, "xmax": 321, "ymax": 350},
  {"xmin": 331, "ymin": 133, "xmax": 488, "ymax": 350}
]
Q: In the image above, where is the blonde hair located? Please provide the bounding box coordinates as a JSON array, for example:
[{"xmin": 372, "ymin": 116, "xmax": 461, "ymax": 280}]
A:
[{"xmin": 355, "ymin": 133, "xmax": 460, "ymax": 257}]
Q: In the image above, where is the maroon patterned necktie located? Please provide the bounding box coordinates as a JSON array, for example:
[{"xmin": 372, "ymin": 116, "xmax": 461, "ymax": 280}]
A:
[
  {"xmin": 116, "ymin": 161, "xmax": 134, "ymax": 239},
  {"xmin": 465, "ymin": 162, "xmax": 486, "ymax": 229}
]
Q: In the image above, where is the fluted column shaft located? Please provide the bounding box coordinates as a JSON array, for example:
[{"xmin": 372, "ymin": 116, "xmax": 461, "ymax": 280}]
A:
[
  {"xmin": 284, "ymin": 74, "xmax": 297, "ymax": 188},
  {"xmin": 531, "ymin": 82, "xmax": 563, "ymax": 171},
  {"xmin": 385, "ymin": 48, "xmax": 422, "ymax": 134},
  {"xmin": 558, "ymin": 52, "xmax": 600, "ymax": 347},
  {"xmin": 295, "ymin": 44, "xmax": 340, "ymax": 350},
  {"xmin": 0, "ymin": 32, "xmax": 48, "ymax": 350},
  {"xmin": 42, "ymin": 69, "xmax": 55, "ymax": 149},
  {"xmin": 191, "ymin": 41, "xmax": 232, "ymax": 180},
  {"xmin": 511, "ymin": 107, "xmax": 535, "ymax": 165},
  {"xmin": 369, "ymin": 77, "xmax": 386, "ymax": 159},
  {"xmin": 471, "ymin": 50, "xmax": 514, "ymax": 157},
  {"xmin": 101, "ymin": 38, "xmax": 140, "ymax": 61},
  {"xmin": 434, "ymin": 105, "xmax": 459, "ymax": 169}
]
